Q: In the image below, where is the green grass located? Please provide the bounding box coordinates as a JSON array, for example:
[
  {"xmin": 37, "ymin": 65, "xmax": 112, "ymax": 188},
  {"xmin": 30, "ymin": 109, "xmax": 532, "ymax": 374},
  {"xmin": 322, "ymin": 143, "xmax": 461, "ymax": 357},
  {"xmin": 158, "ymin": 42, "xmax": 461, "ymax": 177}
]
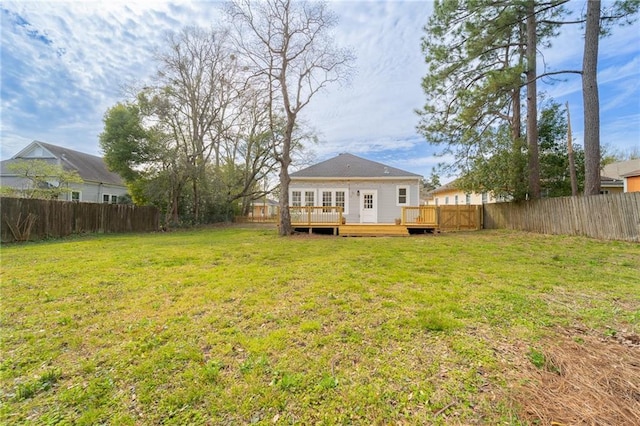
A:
[{"xmin": 1, "ymin": 228, "xmax": 638, "ymax": 424}]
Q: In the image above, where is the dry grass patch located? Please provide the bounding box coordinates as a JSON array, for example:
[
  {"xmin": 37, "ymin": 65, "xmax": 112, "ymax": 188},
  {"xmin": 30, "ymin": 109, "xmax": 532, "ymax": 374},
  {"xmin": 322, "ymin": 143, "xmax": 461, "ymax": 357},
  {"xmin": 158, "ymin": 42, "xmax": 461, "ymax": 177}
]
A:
[{"xmin": 513, "ymin": 327, "xmax": 640, "ymax": 425}]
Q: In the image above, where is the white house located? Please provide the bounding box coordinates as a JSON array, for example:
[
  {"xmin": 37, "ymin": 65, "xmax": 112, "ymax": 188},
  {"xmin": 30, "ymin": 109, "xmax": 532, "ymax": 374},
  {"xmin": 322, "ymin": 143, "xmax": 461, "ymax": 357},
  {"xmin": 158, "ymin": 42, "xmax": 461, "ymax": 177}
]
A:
[
  {"xmin": 0, "ymin": 141, "xmax": 128, "ymax": 203},
  {"xmin": 289, "ymin": 153, "xmax": 422, "ymax": 224}
]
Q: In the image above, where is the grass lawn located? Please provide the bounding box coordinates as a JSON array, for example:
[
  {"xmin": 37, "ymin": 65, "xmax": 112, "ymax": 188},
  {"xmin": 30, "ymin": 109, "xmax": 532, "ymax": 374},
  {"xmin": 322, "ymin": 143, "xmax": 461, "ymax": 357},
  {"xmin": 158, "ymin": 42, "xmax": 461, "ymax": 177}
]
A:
[{"xmin": 1, "ymin": 227, "xmax": 638, "ymax": 425}]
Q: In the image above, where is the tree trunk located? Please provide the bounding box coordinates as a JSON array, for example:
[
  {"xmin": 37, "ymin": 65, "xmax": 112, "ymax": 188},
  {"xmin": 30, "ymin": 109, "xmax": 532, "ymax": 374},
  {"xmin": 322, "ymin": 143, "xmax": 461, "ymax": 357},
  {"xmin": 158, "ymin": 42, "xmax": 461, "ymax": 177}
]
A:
[
  {"xmin": 511, "ymin": 87, "xmax": 527, "ymax": 199},
  {"xmin": 582, "ymin": 0, "xmax": 601, "ymax": 196},
  {"xmin": 566, "ymin": 101, "xmax": 579, "ymax": 196},
  {"xmin": 277, "ymin": 117, "xmax": 294, "ymax": 236},
  {"xmin": 526, "ymin": 4, "xmax": 541, "ymax": 200}
]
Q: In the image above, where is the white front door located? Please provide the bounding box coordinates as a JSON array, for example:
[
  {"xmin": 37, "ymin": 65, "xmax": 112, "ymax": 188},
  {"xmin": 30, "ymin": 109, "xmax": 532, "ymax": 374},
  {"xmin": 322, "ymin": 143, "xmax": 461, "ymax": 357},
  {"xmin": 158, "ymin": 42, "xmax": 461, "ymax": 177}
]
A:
[{"xmin": 360, "ymin": 190, "xmax": 377, "ymax": 223}]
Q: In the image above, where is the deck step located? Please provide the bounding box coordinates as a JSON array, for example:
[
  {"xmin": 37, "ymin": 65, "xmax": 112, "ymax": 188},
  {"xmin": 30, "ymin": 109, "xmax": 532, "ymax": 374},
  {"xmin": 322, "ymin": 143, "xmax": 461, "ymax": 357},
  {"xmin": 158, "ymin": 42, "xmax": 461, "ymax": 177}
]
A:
[{"xmin": 339, "ymin": 225, "xmax": 409, "ymax": 237}]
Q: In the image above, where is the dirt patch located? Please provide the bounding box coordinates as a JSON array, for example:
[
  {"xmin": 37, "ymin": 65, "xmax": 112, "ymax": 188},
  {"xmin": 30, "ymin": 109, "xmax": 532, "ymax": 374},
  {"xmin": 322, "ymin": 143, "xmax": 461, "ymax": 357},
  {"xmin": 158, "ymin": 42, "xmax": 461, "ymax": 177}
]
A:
[{"xmin": 512, "ymin": 327, "xmax": 640, "ymax": 425}]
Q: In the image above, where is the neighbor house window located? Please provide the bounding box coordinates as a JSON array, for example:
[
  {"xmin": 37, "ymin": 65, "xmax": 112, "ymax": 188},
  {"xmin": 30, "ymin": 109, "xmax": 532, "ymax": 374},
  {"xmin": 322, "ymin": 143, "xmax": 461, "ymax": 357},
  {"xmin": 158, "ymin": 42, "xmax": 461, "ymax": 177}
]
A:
[
  {"xmin": 397, "ymin": 186, "xmax": 408, "ymax": 205},
  {"xmin": 71, "ymin": 191, "xmax": 81, "ymax": 202},
  {"xmin": 111, "ymin": 195, "xmax": 118, "ymax": 204},
  {"xmin": 454, "ymin": 195, "xmax": 459, "ymax": 205},
  {"xmin": 445, "ymin": 196, "xmax": 449, "ymax": 205},
  {"xmin": 465, "ymin": 194, "xmax": 471, "ymax": 205},
  {"xmin": 103, "ymin": 194, "xmax": 110, "ymax": 203},
  {"xmin": 292, "ymin": 191, "xmax": 302, "ymax": 207},
  {"xmin": 481, "ymin": 193, "xmax": 488, "ymax": 204}
]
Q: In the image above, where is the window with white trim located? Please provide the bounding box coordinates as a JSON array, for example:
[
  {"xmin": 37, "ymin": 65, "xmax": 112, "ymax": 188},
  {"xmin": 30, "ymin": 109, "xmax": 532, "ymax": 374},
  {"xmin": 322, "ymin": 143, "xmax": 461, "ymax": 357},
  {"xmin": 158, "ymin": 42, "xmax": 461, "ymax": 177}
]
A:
[
  {"xmin": 445, "ymin": 196, "xmax": 449, "ymax": 205},
  {"xmin": 304, "ymin": 191, "xmax": 315, "ymax": 206},
  {"xmin": 322, "ymin": 191, "xmax": 332, "ymax": 211},
  {"xmin": 292, "ymin": 191, "xmax": 302, "ymax": 206},
  {"xmin": 317, "ymin": 188, "xmax": 348, "ymax": 213},
  {"xmin": 397, "ymin": 186, "xmax": 409, "ymax": 205},
  {"xmin": 454, "ymin": 195, "xmax": 459, "ymax": 205},
  {"xmin": 71, "ymin": 191, "xmax": 81, "ymax": 202},
  {"xmin": 465, "ymin": 193, "xmax": 471, "ymax": 205},
  {"xmin": 335, "ymin": 191, "xmax": 345, "ymax": 212},
  {"xmin": 103, "ymin": 194, "xmax": 118, "ymax": 204}
]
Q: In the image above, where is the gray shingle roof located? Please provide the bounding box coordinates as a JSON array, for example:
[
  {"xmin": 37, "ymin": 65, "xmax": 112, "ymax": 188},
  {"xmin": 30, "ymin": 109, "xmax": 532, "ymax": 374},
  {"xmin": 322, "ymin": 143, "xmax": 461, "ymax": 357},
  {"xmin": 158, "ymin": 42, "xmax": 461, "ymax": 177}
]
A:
[
  {"xmin": 290, "ymin": 153, "xmax": 421, "ymax": 179},
  {"xmin": 1, "ymin": 141, "xmax": 124, "ymax": 186}
]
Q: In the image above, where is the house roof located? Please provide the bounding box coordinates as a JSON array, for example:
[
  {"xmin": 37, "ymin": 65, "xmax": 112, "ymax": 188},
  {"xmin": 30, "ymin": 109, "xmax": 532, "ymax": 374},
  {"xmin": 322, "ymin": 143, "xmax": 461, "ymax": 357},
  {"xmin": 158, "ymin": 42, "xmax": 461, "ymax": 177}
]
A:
[
  {"xmin": 290, "ymin": 153, "xmax": 421, "ymax": 180},
  {"xmin": 621, "ymin": 169, "xmax": 640, "ymax": 178},
  {"xmin": 601, "ymin": 159, "xmax": 640, "ymax": 180},
  {"xmin": 1, "ymin": 141, "xmax": 124, "ymax": 186},
  {"xmin": 424, "ymin": 179, "xmax": 461, "ymax": 196}
]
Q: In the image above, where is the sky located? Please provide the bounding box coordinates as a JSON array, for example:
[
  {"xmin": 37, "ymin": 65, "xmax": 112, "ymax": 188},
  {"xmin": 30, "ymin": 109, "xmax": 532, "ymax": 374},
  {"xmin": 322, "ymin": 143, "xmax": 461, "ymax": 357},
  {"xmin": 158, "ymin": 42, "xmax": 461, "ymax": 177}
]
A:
[{"xmin": 1, "ymin": 0, "xmax": 639, "ymax": 181}]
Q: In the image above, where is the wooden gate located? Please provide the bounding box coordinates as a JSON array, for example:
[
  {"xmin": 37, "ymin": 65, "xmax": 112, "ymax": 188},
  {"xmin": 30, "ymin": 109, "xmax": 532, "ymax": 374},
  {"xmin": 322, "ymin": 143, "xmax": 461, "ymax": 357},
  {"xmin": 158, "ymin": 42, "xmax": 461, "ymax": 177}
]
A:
[{"xmin": 438, "ymin": 205, "xmax": 482, "ymax": 231}]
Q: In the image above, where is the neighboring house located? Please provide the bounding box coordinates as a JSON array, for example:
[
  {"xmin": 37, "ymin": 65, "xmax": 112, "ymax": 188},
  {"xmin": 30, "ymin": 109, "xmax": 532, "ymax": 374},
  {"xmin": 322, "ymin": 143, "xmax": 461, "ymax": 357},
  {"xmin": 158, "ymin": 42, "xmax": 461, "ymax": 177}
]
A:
[
  {"xmin": 0, "ymin": 140, "xmax": 128, "ymax": 203},
  {"xmin": 424, "ymin": 179, "xmax": 499, "ymax": 206},
  {"xmin": 621, "ymin": 169, "xmax": 640, "ymax": 193},
  {"xmin": 601, "ymin": 159, "xmax": 640, "ymax": 194},
  {"xmin": 289, "ymin": 153, "xmax": 422, "ymax": 224},
  {"xmin": 250, "ymin": 198, "xmax": 279, "ymax": 218}
]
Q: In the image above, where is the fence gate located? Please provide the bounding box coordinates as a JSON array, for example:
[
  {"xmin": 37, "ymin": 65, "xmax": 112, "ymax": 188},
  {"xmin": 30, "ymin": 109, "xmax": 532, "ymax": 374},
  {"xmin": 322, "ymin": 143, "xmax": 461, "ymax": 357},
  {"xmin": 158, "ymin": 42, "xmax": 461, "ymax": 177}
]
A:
[{"xmin": 438, "ymin": 205, "xmax": 481, "ymax": 231}]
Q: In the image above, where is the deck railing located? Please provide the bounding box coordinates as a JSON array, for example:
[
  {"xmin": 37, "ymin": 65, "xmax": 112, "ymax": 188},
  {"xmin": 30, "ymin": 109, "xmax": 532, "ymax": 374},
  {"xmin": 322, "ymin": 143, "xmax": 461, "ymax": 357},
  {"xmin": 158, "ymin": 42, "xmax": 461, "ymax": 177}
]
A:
[
  {"xmin": 289, "ymin": 206, "xmax": 344, "ymax": 225},
  {"xmin": 401, "ymin": 206, "xmax": 438, "ymax": 226}
]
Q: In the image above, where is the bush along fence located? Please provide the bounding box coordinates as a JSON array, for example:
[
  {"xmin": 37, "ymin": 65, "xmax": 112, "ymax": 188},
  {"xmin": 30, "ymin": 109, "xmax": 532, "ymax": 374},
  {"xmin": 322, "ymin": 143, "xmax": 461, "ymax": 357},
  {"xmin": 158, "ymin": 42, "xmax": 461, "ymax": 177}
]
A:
[
  {"xmin": 483, "ymin": 192, "xmax": 640, "ymax": 242},
  {"xmin": 1, "ymin": 197, "xmax": 160, "ymax": 243}
]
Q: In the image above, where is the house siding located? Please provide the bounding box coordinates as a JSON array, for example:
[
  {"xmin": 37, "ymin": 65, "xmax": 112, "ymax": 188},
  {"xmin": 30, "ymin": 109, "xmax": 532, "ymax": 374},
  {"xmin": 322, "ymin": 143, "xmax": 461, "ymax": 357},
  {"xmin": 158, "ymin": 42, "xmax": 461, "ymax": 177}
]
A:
[
  {"xmin": 427, "ymin": 188, "xmax": 497, "ymax": 206},
  {"xmin": 290, "ymin": 179, "xmax": 420, "ymax": 224},
  {"xmin": 625, "ymin": 175, "xmax": 640, "ymax": 193}
]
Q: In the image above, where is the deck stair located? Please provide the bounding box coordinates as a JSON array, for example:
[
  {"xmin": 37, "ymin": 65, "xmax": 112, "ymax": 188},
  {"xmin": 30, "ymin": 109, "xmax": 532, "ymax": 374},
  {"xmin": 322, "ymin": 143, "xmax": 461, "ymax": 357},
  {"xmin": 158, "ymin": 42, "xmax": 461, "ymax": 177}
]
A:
[{"xmin": 339, "ymin": 224, "xmax": 409, "ymax": 237}]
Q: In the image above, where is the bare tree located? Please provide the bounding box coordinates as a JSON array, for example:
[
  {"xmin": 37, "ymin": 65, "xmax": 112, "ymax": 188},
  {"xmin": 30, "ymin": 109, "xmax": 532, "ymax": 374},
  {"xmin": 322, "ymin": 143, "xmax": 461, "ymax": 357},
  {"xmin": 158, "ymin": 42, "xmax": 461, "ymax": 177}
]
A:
[
  {"xmin": 228, "ymin": 0, "xmax": 354, "ymax": 235},
  {"xmin": 152, "ymin": 26, "xmax": 242, "ymax": 221}
]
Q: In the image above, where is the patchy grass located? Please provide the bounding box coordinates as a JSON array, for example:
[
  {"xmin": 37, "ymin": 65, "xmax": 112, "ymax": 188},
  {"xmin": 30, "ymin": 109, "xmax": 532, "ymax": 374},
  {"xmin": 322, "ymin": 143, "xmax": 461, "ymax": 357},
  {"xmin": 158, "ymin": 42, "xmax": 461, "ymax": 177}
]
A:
[{"xmin": 1, "ymin": 228, "xmax": 638, "ymax": 424}]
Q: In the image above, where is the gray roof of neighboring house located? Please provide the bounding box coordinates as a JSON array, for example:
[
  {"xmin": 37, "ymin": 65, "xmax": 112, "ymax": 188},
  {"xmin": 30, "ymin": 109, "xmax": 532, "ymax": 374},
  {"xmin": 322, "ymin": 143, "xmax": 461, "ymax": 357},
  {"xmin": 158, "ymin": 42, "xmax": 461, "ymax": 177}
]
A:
[
  {"xmin": 1, "ymin": 141, "xmax": 125, "ymax": 186},
  {"xmin": 602, "ymin": 159, "xmax": 640, "ymax": 180},
  {"xmin": 290, "ymin": 153, "xmax": 421, "ymax": 179},
  {"xmin": 621, "ymin": 169, "xmax": 640, "ymax": 178}
]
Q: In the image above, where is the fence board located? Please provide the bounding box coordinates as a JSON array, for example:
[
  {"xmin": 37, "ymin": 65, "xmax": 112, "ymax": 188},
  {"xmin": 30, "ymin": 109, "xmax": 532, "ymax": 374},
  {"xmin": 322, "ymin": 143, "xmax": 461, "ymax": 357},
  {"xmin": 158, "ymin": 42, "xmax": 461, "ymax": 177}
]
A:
[
  {"xmin": 1, "ymin": 197, "xmax": 160, "ymax": 243},
  {"xmin": 483, "ymin": 192, "xmax": 640, "ymax": 242}
]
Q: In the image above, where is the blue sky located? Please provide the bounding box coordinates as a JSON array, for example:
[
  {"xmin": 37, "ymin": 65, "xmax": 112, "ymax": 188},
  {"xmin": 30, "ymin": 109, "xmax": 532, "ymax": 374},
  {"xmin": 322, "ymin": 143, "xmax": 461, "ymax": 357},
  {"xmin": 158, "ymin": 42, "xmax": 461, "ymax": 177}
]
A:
[{"xmin": 1, "ymin": 0, "xmax": 639, "ymax": 181}]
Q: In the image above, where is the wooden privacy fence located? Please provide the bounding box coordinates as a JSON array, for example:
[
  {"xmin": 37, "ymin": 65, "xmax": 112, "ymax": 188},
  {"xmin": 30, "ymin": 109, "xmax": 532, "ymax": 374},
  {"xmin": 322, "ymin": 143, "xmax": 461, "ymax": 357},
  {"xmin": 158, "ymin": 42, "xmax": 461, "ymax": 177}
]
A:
[
  {"xmin": 438, "ymin": 205, "xmax": 482, "ymax": 231},
  {"xmin": 1, "ymin": 197, "xmax": 160, "ymax": 243},
  {"xmin": 483, "ymin": 192, "xmax": 640, "ymax": 242}
]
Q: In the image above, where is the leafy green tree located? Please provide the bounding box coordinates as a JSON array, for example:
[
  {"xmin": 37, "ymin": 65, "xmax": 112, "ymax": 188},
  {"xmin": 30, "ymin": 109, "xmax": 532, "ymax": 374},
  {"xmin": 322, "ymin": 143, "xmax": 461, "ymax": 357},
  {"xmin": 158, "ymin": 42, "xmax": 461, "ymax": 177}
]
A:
[
  {"xmin": 538, "ymin": 102, "xmax": 585, "ymax": 197},
  {"xmin": 99, "ymin": 102, "xmax": 151, "ymax": 182},
  {"xmin": 417, "ymin": 0, "xmax": 567, "ymax": 200},
  {"xmin": 6, "ymin": 160, "xmax": 83, "ymax": 200},
  {"xmin": 100, "ymin": 101, "xmax": 186, "ymax": 224}
]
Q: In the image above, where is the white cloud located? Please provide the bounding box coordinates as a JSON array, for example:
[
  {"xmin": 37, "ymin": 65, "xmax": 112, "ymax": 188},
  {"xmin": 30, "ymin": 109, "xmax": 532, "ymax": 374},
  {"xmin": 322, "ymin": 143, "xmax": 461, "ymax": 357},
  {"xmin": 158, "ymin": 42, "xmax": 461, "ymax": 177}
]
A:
[{"xmin": 1, "ymin": 0, "xmax": 638, "ymax": 181}]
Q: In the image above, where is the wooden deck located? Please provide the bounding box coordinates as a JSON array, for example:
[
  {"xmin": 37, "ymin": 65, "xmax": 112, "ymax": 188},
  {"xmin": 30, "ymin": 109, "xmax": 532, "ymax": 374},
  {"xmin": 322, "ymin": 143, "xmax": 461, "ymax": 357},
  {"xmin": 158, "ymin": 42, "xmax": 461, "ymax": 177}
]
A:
[
  {"xmin": 283, "ymin": 205, "xmax": 478, "ymax": 236},
  {"xmin": 338, "ymin": 224, "xmax": 409, "ymax": 237}
]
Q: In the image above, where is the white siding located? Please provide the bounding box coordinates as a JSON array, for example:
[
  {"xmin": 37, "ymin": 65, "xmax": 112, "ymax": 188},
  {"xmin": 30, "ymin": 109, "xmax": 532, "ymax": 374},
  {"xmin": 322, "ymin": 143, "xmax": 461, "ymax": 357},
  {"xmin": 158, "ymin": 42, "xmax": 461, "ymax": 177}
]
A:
[{"xmin": 290, "ymin": 179, "xmax": 420, "ymax": 224}]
